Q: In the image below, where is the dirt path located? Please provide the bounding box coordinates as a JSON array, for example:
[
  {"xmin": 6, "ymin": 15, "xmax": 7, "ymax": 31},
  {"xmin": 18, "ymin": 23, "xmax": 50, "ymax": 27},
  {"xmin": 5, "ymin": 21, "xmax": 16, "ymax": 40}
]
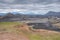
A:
[{"xmin": 0, "ymin": 32, "xmax": 29, "ymax": 40}]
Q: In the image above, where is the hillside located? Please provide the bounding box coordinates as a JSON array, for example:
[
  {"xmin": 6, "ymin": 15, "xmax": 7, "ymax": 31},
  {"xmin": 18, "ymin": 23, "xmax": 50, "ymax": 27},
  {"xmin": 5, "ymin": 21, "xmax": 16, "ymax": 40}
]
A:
[
  {"xmin": 45, "ymin": 11, "xmax": 60, "ymax": 17},
  {"xmin": 0, "ymin": 22, "xmax": 60, "ymax": 40}
]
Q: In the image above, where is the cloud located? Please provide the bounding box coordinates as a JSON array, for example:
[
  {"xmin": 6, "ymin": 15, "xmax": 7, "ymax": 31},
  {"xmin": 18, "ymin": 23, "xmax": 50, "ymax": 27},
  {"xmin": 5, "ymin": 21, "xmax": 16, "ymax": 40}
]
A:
[
  {"xmin": 0, "ymin": 3, "xmax": 60, "ymax": 14},
  {"xmin": 0, "ymin": 0, "xmax": 60, "ymax": 14},
  {"xmin": 0, "ymin": 0, "xmax": 60, "ymax": 4}
]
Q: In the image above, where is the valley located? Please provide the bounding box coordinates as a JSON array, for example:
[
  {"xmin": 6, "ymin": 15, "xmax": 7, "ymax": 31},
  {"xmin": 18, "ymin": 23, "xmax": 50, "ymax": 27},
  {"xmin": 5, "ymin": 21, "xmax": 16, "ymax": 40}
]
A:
[{"xmin": 0, "ymin": 11, "xmax": 60, "ymax": 40}]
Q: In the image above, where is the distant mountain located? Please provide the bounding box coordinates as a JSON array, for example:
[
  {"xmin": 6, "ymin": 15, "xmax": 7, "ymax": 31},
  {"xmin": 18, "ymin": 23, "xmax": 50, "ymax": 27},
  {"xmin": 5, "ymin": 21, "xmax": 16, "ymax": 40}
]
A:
[
  {"xmin": 5, "ymin": 12, "xmax": 16, "ymax": 18},
  {"xmin": 45, "ymin": 11, "xmax": 60, "ymax": 17},
  {"xmin": 3, "ymin": 12, "xmax": 44, "ymax": 18},
  {"xmin": 1, "ymin": 11, "xmax": 60, "ymax": 19},
  {"xmin": 0, "ymin": 13, "xmax": 7, "ymax": 16},
  {"xmin": 0, "ymin": 12, "xmax": 43, "ymax": 16},
  {"xmin": 1, "ymin": 11, "xmax": 60, "ymax": 21}
]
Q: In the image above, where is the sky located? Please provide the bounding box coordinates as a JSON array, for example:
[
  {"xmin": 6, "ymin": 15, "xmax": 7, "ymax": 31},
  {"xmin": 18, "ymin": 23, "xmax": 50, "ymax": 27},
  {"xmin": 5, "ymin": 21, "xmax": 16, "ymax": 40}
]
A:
[{"xmin": 0, "ymin": 0, "xmax": 60, "ymax": 14}]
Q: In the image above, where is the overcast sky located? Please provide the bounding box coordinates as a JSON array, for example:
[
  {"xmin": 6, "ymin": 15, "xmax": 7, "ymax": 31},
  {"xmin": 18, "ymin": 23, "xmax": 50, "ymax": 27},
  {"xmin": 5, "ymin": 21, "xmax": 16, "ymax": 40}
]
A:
[{"xmin": 0, "ymin": 0, "xmax": 60, "ymax": 14}]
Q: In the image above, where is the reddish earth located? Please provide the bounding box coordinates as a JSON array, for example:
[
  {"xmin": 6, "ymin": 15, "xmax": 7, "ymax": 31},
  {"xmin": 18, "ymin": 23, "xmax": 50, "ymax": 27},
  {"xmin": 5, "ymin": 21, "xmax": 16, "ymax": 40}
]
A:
[
  {"xmin": 14, "ymin": 23, "xmax": 30, "ymax": 31},
  {"xmin": 0, "ymin": 32, "xmax": 29, "ymax": 40},
  {"xmin": 0, "ymin": 23, "xmax": 30, "ymax": 40}
]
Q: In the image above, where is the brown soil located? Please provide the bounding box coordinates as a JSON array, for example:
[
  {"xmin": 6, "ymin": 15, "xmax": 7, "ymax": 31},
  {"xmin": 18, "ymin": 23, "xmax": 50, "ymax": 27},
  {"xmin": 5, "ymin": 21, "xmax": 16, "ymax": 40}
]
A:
[
  {"xmin": 0, "ymin": 23, "xmax": 30, "ymax": 40},
  {"xmin": 0, "ymin": 32, "xmax": 29, "ymax": 40},
  {"xmin": 14, "ymin": 23, "xmax": 30, "ymax": 31}
]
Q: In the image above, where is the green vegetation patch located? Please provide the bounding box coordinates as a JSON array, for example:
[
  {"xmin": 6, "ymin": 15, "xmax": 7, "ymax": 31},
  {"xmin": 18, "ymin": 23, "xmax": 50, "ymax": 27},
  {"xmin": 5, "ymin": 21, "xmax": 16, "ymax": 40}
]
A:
[{"xmin": 0, "ymin": 22, "xmax": 22, "ymax": 33}]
